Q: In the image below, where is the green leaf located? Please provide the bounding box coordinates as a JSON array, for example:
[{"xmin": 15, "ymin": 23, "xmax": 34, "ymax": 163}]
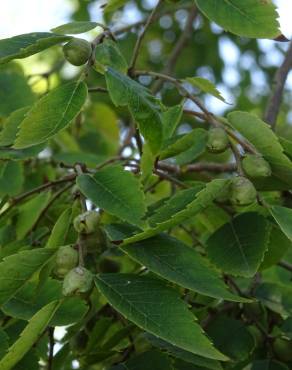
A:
[
  {"xmin": 94, "ymin": 39, "xmax": 128, "ymax": 74},
  {"xmin": 46, "ymin": 207, "xmax": 72, "ymax": 248},
  {"xmin": 0, "ymin": 329, "xmax": 9, "ymax": 359},
  {"xmin": 122, "ymin": 179, "xmax": 228, "ymax": 245},
  {"xmin": 110, "ymin": 350, "xmax": 174, "ymax": 370},
  {"xmin": 195, "ymin": 0, "xmax": 280, "ymax": 39},
  {"xmin": 269, "ymin": 206, "xmax": 292, "ymax": 242},
  {"xmin": 260, "ymin": 224, "xmax": 291, "ymax": 270},
  {"xmin": 51, "ymin": 21, "xmax": 99, "ymax": 34},
  {"xmin": 255, "ymin": 282, "xmax": 292, "ymax": 316},
  {"xmin": 105, "ymin": 67, "xmax": 163, "ymax": 154},
  {"xmin": 145, "ymin": 334, "xmax": 223, "ymax": 370},
  {"xmin": 140, "ymin": 142, "xmax": 155, "ymax": 184},
  {"xmin": 0, "ymin": 300, "xmax": 61, "ymax": 370},
  {"xmin": 123, "ymin": 234, "xmax": 248, "ymax": 302},
  {"xmin": 160, "ymin": 129, "xmax": 207, "ymax": 160},
  {"xmin": 0, "ymin": 248, "xmax": 54, "ymax": 306},
  {"xmin": 162, "ymin": 104, "xmax": 183, "ymax": 142},
  {"xmin": 0, "ymin": 64, "xmax": 35, "ymax": 118},
  {"xmin": 227, "ymin": 111, "xmax": 292, "ymax": 187},
  {"xmin": 185, "ymin": 77, "xmax": 226, "ymax": 103},
  {"xmin": 0, "ymin": 145, "xmax": 45, "ymax": 161},
  {"xmin": 16, "ymin": 192, "xmax": 51, "ymax": 239},
  {"xmin": 77, "ymin": 165, "xmax": 146, "ymax": 228},
  {"xmin": 245, "ymin": 360, "xmax": 289, "ymax": 370},
  {"xmin": 104, "ymin": 0, "xmax": 128, "ymax": 13},
  {"xmin": 0, "ymin": 107, "xmax": 30, "ymax": 146},
  {"xmin": 174, "ymin": 129, "xmax": 208, "ymax": 165},
  {"xmin": 206, "ymin": 316, "xmax": 255, "ymax": 361},
  {"xmin": 95, "ymin": 273, "xmax": 228, "ymax": 361},
  {"xmin": 0, "ymin": 32, "xmax": 71, "ymax": 64},
  {"xmin": 0, "ymin": 161, "xmax": 24, "ymax": 197},
  {"xmin": 3, "ymin": 279, "xmax": 87, "ymax": 326},
  {"xmin": 14, "ymin": 81, "xmax": 88, "ymax": 149},
  {"xmin": 206, "ymin": 213, "xmax": 270, "ymax": 277}
]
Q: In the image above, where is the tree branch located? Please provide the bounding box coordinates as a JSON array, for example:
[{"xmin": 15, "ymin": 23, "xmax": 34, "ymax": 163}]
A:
[
  {"xmin": 128, "ymin": 0, "xmax": 163, "ymax": 73},
  {"xmin": 264, "ymin": 41, "xmax": 292, "ymax": 129}
]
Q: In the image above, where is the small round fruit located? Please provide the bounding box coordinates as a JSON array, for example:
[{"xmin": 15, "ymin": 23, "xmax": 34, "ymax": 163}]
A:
[
  {"xmin": 62, "ymin": 267, "xmax": 93, "ymax": 296},
  {"xmin": 63, "ymin": 38, "xmax": 92, "ymax": 66},
  {"xmin": 54, "ymin": 245, "xmax": 78, "ymax": 278},
  {"xmin": 73, "ymin": 211, "xmax": 100, "ymax": 234},
  {"xmin": 242, "ymin": 154, "xmax": 272, "ymax": 178},
  {"xmin": 273, "ymin": 338, "xmax": 292, "ymax": 362},
  {"xmin": 230, "ymin": 176, "xmax": 257, "ymax": 206},
  {"xmin": 207, "ymin": 127, "xmax": 229, "ymax": 153}
]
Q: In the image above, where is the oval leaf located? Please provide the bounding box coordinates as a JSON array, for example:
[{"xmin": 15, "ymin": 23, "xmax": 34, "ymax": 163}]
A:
[
  {"xmin": 77, "ymin": 165, "xmax": 146, "ymax": 228},
  {"xmin": 0, "ymin": 33, "xmax": 71, "ymax": 64},
  {"xmin": 0, "ymin": 248, "xmax": 55, "ymax": 306},
  {"xmin": 123, "ymin": 234, "xmax": 249, "ymax": 302},
  {"xmin": 14, "ymin": 81, "xmax": 88, "ymax": 149},
  {"xmin": 51, "ymin": 21, "xmax": 99, "ymax": 35},
  {"xmin": 195, "ymin": 0, "xmax": 280, "ymax": 39},
  {"xmin": 206, "ymin": 213, "xmax": 270, "ymax": 277},
  {"xmin": 95, "ymin": 273, "xmax": 228, "ymax": 361}
]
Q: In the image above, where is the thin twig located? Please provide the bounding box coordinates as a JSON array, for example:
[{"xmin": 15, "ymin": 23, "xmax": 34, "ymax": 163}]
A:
[
  {"xmin": 158, "ymin": 161, "xmax": 236, "ymax": 174},
  {"xmin": 0, "ymin": 174, "xmax": 76, "ymax": 219},
  {"xmin": 128, "ymin": 0, "xmax": 163, "ymax": 73},
  {"xmin": 264, "ymin": 41, "xmax": 292, "ymax": 129},
  {"xmin": 278, "ymin": 260, "xmax": 292, "ymax": 272}
]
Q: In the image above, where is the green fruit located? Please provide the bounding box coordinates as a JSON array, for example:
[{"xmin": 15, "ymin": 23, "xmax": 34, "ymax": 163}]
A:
[
  {"xmin": 74, "ymin": 211, "xmax": 100, "ymax": 234},
  {"xmin": 273, "ymin": 338, "xmax": 292, "ymax": 362},
  {"xmin": 207, "ymin": 127, "xmax": 229, "ymax": 153},
  {"xmin": 62, "ymin": 267, "xmax": 93, "ymax": 296},
  {"xmin": 230, "ymin": 176, "xmax": 257, "ymax": 206},
  {"xmin": 63, "ymin": 38, "xmax": 92, "ymax": 66},
  {"xmin": 54, "ymin": 245, "xmax": 78, "ymax": 278},
  {"xmin": 242, "ymin": 154, "xmax": 272, "ymax": 178}
]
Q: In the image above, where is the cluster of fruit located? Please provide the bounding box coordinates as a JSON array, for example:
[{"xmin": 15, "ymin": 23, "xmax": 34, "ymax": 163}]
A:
[
  {"xmin": 207, "ymin": 127, "xmax": 271, "ymax": 206},
  {"xmin": 54, "ymin": 211, "xmax": 103, "ymax": 297}
]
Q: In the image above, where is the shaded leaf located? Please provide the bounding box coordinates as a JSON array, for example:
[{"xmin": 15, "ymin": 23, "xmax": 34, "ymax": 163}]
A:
[
  {"xmin": 206, "ymin": 213, "xmax": 270, "ymax": 277},
  {"xmin": 162, "ymin": 104, "xmax": 183, "ymax": 142},
  {"xmin": 0, "ymin": 300, "xmax": 61, "ymax": 370},
  {"xmin": 0, "ymin": 248, "xmax": 54, "ymax": 306},
  {"xmin": 122, "ymin": 179, "xmax": 228, "ymax": 245},
  {"xmin": 16, "ymin": 192, "xmax": 51, "ymax": 239},
  {"xmin": 206, "ymin": 316, "xmax": 255, "ymax": 361},
  {"xmin": 269, "ymin": 205, "xmax": 292, "ymax": 242},
  {"xmin": 160, "ymin": 129, "xmax": 207, "ymax": 160},
  {"xmin": 3, "ymin": 279, "xmax": 87, "ymax": 326},
  {"xmin": 0, "ymin": 107, "xmax": 30, "ymax": 146},
  {"xmin": 95, "ymin": 274, "xmax": 228, "ymax": 360},
  {"xmin": 0, "ymin": 64, "xmax": 35, "ymax": 117},
  {"xmin": 123, "ymin": 234, "xmax": 249, "ymax": 302}
]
